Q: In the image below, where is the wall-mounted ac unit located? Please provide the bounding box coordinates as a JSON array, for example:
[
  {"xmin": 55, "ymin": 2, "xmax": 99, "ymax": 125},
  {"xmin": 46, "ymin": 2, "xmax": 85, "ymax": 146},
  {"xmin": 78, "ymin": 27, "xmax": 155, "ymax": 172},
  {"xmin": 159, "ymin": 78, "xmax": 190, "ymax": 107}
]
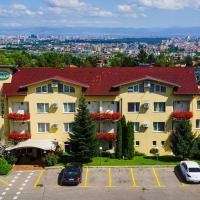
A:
[
  {"xmin": 52, "ymin": 81, "xmax": 58, "ymax": 88},
  {"xmin": 52, "ymin": 103, "xmax": 58, "ymax": 109},
  {"xmin": 144, "ymin": 81, "xmax": 151, "ymax": 88},
  {"xmin": 142, "ymin": 122, "xmax": 149, "ymax": 128},
  {"xmin": 52, "ymin": 124, "xmax": 59, "ymax": 129},
  {"xmin": 143, "ymin": 102, "xmax": 150, "ymax": 109}
]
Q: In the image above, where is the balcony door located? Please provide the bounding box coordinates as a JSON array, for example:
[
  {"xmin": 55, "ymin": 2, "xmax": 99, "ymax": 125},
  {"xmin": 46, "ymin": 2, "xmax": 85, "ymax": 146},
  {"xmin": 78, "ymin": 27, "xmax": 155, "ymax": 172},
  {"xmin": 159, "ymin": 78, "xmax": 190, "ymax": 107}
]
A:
[{"xmin": 173, "ymin": 101, "xmax": 190, "ymax": 112}]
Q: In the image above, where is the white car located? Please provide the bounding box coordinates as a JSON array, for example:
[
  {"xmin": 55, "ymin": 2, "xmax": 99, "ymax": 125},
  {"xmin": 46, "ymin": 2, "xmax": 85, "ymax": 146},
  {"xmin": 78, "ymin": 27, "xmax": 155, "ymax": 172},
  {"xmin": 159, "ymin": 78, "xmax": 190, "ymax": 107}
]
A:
[{"xmin": 180, "ymin": 161, "xmax": 200, "ymax": 183}]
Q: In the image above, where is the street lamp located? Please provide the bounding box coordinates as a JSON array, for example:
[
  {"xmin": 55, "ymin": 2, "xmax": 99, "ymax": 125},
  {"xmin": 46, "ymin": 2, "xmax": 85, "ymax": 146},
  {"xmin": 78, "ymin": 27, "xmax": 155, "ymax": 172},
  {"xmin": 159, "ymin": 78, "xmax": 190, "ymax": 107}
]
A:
[{"xmin": 99, "ymin": 146, "xmax": 103, "ymax": 166}]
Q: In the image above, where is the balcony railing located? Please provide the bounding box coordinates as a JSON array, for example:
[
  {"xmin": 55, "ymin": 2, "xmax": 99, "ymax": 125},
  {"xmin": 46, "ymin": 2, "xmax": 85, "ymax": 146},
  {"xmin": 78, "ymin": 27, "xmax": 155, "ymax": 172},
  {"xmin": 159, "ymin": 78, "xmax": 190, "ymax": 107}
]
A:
[
  {"xmin": 96, "ymin": 133, "xmax": 117, "ymax": 141},
  {"xmin": 91, "ymin": 112, "xmax": 121, "ymax": 121},
  {"xmin": 171, "ymin": 111, "xmax": 193, "ymax": 119},
  {"xmin": 8, "ymin": 131, "xmax": 31, "ymax": 141},
  {"xmin": 8, "ymin": 113, "xmax": 30, "ymax": 121}
]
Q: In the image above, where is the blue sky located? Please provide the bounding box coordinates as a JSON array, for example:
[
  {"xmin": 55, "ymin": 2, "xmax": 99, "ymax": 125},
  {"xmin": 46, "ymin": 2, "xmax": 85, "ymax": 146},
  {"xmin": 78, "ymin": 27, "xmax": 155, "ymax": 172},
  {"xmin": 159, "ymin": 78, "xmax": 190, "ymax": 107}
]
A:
[{"xmin": 0, "ymin": 0, "xmax": 200, "ymax": 28}]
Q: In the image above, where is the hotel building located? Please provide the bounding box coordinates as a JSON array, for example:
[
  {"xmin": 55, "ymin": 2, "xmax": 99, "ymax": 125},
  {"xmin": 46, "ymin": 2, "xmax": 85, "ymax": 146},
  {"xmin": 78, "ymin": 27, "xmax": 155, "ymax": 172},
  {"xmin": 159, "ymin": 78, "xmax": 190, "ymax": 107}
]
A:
[{"xmin": 0, "ymin": 66, "xmax": 200, "ymax": 157}]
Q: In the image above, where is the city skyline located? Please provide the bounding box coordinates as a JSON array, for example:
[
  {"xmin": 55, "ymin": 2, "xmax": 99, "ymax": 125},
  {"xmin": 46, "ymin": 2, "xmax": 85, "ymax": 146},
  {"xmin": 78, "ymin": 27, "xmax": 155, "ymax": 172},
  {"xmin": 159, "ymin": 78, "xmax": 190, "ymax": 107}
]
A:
[{"xmin": 0, "ymin": 0, "xmax": 200, "ymax": 29}]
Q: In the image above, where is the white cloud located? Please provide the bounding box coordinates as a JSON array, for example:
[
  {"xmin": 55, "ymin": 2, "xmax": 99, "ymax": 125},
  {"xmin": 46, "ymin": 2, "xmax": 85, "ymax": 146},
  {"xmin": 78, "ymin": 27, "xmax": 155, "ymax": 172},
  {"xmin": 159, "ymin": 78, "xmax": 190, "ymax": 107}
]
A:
[
  {"xmin": 137, "ymin": 0, "xmax": 200, "ymax": 10},
  {"xmin": 47, "ymin": 0, "xmax": 113, "ymax": 17}
]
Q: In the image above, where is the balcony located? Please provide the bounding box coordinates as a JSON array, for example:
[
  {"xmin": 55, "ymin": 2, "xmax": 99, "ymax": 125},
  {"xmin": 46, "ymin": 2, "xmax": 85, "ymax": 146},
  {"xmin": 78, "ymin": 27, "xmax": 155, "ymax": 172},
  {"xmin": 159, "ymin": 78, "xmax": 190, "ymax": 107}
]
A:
[
  {"xmin": 8, "ymin": 131, "xmax": 31, "ymax": 141},
  {"xmin": 96, "ymin": 133, "xmax": 117, "ymax": 141},
  {"xmin": 171, "ymin": 111, "xmax": 193, "ymax": 120},
  {"xmin": 8, "ymin": 113, "xmax": 30, "ymax": 121},
  {"xmin": 91, "ymin": 112, "xmax": 122, "ymax": 121}
]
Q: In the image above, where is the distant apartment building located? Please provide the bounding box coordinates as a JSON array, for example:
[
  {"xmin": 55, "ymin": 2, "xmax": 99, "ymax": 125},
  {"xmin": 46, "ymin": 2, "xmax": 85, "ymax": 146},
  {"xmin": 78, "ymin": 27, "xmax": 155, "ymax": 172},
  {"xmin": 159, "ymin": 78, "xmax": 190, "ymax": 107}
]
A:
[{"xmin": 0, "ymin": 66, "xmax": 200, "ymax": 158}]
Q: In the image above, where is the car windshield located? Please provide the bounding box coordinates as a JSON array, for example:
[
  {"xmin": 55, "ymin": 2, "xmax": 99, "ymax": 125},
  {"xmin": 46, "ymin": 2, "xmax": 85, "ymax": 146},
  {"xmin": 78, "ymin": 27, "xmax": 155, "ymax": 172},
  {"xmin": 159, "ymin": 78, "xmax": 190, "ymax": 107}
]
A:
[
  {"xmin": 64, "ymin": 168, "xmax": 79, "ymax": 176},
  {"xmin": 189, "ymin": 168, "xmax": 200, "ymax": 173}
]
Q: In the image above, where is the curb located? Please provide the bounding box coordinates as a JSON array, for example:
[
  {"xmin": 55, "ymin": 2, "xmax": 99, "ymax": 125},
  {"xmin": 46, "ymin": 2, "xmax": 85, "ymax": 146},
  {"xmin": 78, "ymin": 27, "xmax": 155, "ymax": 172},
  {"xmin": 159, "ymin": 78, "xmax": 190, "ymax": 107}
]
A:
[{"xmin": 46, "ymin": 165, "xmax": 177, "ymax": 169}]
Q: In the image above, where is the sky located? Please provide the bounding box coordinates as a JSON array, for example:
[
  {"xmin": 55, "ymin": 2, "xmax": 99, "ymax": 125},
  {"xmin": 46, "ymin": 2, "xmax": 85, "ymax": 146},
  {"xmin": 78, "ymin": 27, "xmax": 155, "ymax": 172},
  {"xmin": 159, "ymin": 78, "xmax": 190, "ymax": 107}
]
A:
[{"xmin": 0, "ymin": 0, "xmax": 200, "ymax": 28}]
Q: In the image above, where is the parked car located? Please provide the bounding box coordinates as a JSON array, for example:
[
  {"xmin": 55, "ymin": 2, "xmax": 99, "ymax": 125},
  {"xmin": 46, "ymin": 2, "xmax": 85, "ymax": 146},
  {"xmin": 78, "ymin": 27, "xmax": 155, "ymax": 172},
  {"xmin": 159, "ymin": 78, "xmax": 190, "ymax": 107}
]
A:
[
  {"xmin": 180, "ymin": 161, "xmax": 200, "ymax": 183},
  {"xmin": 59, "ymin": 162, "xmax": 83, "ymax": 185}
]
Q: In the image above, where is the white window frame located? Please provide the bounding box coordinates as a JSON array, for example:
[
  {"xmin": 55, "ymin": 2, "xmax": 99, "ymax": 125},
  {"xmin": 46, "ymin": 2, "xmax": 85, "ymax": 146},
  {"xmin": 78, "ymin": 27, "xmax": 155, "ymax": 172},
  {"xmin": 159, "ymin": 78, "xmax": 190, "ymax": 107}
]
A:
[
  {"xmin": 196, "ymin": 119, "xmax": 200, "ymax": 129},
  {"xmin": 135, "ymin": 141, "xmax": 140, "ymax": 147},
  {"xmin": 128, "ymin": 102, "xmax": 140, "ymax": 113},
  {"xmin": 37, "ymin": 103, "xmax": 49, "ymax": 113},
  {"xmin": 59, "ymin": 84, "xmax": 75, "ymax": 93},
  {"xmin": 36, "ymin": 84, "xmax": 52, "ymax": 94},
  {"xmin": 63, "ymin": 103, "xmax": 76, "ymax": 113},
  {"xmin": 64, "ymin": 123, "xmax": 73, "ymax": 133},
  {"xmin": 154, "ymin": 102, "xmax": 166, "ymax": 112},
  {"xmin": 153, "ymin": 122, "xmax": 165, "ymax": 132},
  {"xmin": 150, "ymin": 84, "xmax": 166, "ymax": 93},
  {"xmin": 197, "ymin": 101, "xmax": 200, "ymax": 110},
  {"xmin": 152, "ymin": 141, "xmax": 157, "ymax": 147},
  {"xmin": 37, "ymin": 123, "xmax": 50, "ymax": 133},
  {"xmin": 132, "ymin": 122, "xmax": 140, "ymax": 132},
  {"xmin": 128, "ymin": 84, "xmax": 144, "ymax": 93}
]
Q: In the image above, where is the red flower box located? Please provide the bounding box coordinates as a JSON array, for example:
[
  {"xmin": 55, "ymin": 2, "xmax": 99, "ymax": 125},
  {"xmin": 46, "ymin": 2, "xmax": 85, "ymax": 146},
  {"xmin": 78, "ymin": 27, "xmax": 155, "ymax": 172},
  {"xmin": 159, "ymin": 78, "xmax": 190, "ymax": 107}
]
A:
[
  {"xmin": 171, "ymin": 112, "xmax": 193, "ymax": 119},
  {"xmin": 96, "ymin": 133, "xmax": 117, "ymax": 141},
  {"xmin": 8, "ymin": 113, "xmax": 30, "ymax": 121},
  {"xmin": 91, "ymin": 112, "xmax": 121, "ymax": 120},
  {"xmin": 8, "ymin": 131, "xmax": 31, "ymax": 141}
]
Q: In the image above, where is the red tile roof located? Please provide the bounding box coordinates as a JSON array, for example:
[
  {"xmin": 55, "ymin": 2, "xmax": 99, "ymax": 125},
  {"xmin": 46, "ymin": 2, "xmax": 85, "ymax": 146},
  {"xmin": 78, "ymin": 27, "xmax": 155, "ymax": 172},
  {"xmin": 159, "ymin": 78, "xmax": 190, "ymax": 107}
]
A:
[{"xmin": 1, "ymin": 67, "xmax": 199, "ymax": 96}]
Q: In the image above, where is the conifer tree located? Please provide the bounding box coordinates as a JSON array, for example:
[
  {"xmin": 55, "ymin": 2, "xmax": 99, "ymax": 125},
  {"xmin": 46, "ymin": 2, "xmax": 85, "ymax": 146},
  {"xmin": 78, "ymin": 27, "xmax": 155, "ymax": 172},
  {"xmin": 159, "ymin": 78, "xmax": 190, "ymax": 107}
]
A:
[
  {"xmin": 121, "ymin": 115, "xmax": 127, "ymax": 157},
  {"xmin": 116, "ymin": 121, "xmax": 122, "ymax": 159},
  {"xmin": 68, "ymin": 96, "xmax": 97, "ymax": 162},
  {"xmin": 127, "ymin": 121, "xmax": 134, "ymax": 160}
]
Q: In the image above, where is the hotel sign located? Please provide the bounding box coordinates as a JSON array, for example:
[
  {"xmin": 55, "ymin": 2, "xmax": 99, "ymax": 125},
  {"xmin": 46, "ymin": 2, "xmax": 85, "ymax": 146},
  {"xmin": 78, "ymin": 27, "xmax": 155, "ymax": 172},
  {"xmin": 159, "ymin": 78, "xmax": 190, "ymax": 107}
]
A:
[{"xmin": 0, "ymin": 71, "xmax": 10, "ymax": 80}]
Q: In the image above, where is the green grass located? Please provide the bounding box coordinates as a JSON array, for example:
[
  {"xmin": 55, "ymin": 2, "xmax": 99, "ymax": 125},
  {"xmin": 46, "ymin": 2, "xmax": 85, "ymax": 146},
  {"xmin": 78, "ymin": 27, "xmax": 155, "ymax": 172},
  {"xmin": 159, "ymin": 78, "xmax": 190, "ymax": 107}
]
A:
[{"xmin": 85, "ymin": 156, "xmax": 183, "ymax": 166}]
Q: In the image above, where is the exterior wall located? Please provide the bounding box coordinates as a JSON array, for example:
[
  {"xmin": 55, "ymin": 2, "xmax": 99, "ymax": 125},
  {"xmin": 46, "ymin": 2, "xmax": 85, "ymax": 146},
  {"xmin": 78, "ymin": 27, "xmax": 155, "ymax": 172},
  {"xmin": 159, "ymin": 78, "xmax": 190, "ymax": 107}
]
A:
[
  {"xmin": 119, "ymin": 81, "xmax": 193, "ymax": 155},
  {"xmin": 0, "ymin": 68, "xmax": 13, "ymax": 142}
]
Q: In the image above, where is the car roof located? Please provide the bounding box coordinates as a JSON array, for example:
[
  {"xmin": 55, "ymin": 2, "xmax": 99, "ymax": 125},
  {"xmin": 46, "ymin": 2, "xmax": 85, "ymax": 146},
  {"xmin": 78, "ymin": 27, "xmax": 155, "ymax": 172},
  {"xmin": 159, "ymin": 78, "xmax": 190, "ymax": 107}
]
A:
[{"xmin": 181, "ymin": 161, "xmax": 200, "ymax": 168}]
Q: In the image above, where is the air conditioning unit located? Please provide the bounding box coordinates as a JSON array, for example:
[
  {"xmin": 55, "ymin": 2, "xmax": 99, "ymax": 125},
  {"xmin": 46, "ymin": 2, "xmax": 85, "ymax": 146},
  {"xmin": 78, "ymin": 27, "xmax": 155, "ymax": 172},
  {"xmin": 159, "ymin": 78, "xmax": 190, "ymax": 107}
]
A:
[
  {"xmin": 144, "ymin": 81, "xmax": 151, "ymax": 88},
  {"xmin": 143, "ymin": 102, "xmax": 150, "ymax": 109},
  {"xmin": 142, "ymin": 122, "xmax": 149, "ymax": 128},
  {"xmin": 52, "ymin": 124, "xmax": 59, "ymax": 129},
  {"xmin": 52, "ymin": 103, "xmax": 58, "ymax": 109},
  {"xmin": 52, "ymin": 81, "xmax": 58, "ymax": 88}
]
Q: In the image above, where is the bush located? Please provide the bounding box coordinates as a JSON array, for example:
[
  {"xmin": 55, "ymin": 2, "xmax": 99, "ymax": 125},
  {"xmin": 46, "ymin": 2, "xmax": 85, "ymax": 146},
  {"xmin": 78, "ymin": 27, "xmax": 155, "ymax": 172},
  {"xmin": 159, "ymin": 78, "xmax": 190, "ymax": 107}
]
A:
[
  {"xmin": 5, "ymin": 156, "xmax": 17, "ymax": 165},
  {"xmin": 101, "ymin": 151, "xmax": 111, "ymax": 158},
  {"xmin": 150, "ymin": 148, "xmax": 159, "ymax": 156},
  {"xmin": 134, "ymin": 151, "xmax": 146, "ymax": 156},
  {"xmin": 0, "ymin": 158, "xmax": 12, "ymax": 175},
  {"xmin": 45, "ymin": 154, "xmax": 58, "ymax": 166}
]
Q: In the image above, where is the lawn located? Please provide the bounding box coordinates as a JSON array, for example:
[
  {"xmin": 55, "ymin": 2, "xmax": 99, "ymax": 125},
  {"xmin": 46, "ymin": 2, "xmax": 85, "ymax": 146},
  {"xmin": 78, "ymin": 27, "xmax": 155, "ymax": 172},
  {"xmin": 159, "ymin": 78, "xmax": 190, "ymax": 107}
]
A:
[{"xmin": 85, "ymin": 156, "xmax": 182, "ymax": 166}]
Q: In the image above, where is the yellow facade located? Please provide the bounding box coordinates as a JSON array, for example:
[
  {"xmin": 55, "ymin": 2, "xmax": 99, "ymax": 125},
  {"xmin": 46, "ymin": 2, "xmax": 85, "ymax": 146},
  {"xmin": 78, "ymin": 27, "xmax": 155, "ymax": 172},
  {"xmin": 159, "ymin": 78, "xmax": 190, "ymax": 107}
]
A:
[{"xmin": 1, "ymin": 66, "xmax": 200, "ymax": 156}]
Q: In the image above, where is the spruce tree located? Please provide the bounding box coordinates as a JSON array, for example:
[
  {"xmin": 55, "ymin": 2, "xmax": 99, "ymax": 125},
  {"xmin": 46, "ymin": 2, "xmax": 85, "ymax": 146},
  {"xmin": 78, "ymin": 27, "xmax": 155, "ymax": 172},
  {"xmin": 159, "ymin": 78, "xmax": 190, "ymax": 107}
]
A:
[
  {"xmin": 170, "ymin": 119, "xmax": 195, "ymax": 159},
  {"xmin": 68, "ymin": 96, "xmax": 97, "ymax": 162},
  {"xmin": 190, "ymin": 136, "xmax": 200, "ymax": 159},
  {"xmin": 121, "ymin": 115, "xmax": 127, "ymax": 157},
  {"xmin": 116, "ymin": 121, "xmax": 122, "ymax": 159},
  {"xmin": 127, "ymin": 121, "xmax": 134, "ymax": 160}
]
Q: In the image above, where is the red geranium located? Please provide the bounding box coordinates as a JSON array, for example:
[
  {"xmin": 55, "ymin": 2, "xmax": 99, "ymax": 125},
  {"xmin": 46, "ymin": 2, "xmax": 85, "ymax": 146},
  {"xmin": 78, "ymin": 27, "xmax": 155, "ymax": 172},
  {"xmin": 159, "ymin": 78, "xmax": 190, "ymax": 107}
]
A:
[
  {"xmin": 91, "ymin": 112, "xmax": 121, "ymax": 120},
  {"xmin": 96, "ymin": 133, "xmax": 117, "ymax": 141},
  {"xmin": 8, "ymin": 131, "xmax": 31, "ymax": 140},
  {"xmin": 8, "ymin": 113, "xmax": 30, "ymax": 121},
  {"xmin": 171, "ymin": 112, "xmax": 193, "ymax": 119}
]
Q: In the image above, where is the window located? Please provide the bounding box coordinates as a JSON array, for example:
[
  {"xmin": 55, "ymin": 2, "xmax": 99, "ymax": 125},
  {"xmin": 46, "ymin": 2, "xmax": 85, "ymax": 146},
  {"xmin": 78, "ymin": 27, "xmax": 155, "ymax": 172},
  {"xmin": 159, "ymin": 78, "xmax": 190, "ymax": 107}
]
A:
[
  {"xmin": 150, "ymin": 84, "xmax": 166, "ymax": 93},
  {"xmin": 64, "ymin": 123, "xmax": 73, "ymax": 133},
  {"xmin": 128, "ymin": 84, "xmax": 144, "ymax": 93},
  {"xmin": 152, "ymin": 141, "xmax": 157, "ymax": 147},
  {"xmin": 128, "ymin": 103, "xmax": 140, "ymax": 112},
  {"xmin": 153, "ymin": 122, "xmax": 165, "ymax": 132},
  {"xmin": 58, "ymin": 83, "xmax": 75, "ymax": 93},
  {"xmin": 37, "ymin": 103, "xmax": 49, "ymax": 113},
  {"xmin": 38, "ymin": 123, "xmax": 50, "ymax": 133},
  {"xmin": 154, "ymin": 102, "xmax": 166, "ymax": 112},
  {"xmin": 196, "ymin": 119, "xmax": 200, "ymax": 129},
  {"xmin": 161, "ymin": 141, "xmax": 165, "ymax": 146},
  {"xmin": 36, "ymin": 84, "xmax": 53, "ymax": 93},
  {"xmin": 109, "ymin": 142, "xmax": 113, "ymax": 150},
  {"xmin": 63, "ymin": 103, "xmax": 76, "ymax": 113},
  {"xmin": 197, "ymin": 101, "xmax": 200, "ymax": 110},
  {"xmin": 132, "ymin": 122, "xmax": 140, "ymax": 132},
  {"xmin": 135, "ymin": 141, "xmax": 140, "ymax": 147}
]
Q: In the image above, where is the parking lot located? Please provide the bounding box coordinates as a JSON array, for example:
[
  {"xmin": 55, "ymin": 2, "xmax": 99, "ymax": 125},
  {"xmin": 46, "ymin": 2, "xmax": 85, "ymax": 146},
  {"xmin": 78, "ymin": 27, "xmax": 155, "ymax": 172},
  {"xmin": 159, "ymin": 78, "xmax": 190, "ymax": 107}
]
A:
[{"xmin": 0, "ymin": 167, "xmax": 200, "ymax": 200}]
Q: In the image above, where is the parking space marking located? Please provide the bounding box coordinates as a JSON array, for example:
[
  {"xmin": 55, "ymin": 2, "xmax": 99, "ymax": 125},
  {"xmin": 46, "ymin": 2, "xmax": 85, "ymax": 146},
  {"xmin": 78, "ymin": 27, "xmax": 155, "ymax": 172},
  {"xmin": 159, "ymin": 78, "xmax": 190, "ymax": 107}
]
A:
[
  {"xmin": 105, "ymin": 168, "xmax": 114, "ymax": 188},
  {"xmin": 152, "ymin": 167, "xmax": 165, "ymax": 188},
  {"xmin": 130, "ymin": 168, "xmax": 139, "ymax": 188},
  {"xmin": 34, "ymin": 170, "xmax": 45, "ymax": 188},
  {"xmin": 84, "ymin": 167, "xmax": 89, "ymax": 187},
  {"xmin": 0, "ymin": 178, "xmax": 9, "ymax": 186}
]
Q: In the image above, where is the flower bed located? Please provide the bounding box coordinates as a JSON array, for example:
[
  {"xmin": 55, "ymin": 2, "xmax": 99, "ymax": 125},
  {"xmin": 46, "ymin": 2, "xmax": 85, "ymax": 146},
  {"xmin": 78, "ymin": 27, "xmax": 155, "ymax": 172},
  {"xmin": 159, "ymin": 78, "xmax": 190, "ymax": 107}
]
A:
[
  {"xmin": 8, "ymin": 132, "xmax": 31, "ymax": 140},
  {"xmin": 96, "ymin": 133, "xmax": 117, "ymax": 141},
  {"xmin": 91, "ymin": 112, "xmax": 121, "ymax": 120},
  {"xmin": 171, "ymin": 111, "xmax": 193, "ymax": 119},
  {"xmin": 8, "ymin": 113, "xmax": 30, "ymax": 121}
]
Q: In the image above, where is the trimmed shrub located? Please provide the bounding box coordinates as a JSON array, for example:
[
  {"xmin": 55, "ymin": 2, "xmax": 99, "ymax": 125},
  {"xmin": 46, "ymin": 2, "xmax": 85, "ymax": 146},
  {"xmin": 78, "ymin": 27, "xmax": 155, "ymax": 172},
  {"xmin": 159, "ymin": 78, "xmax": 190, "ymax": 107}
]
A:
[
  {"xmin": 45, "ymin": 154, "xmax": 58, "ymax": 166},
  {"xmin": 134, "ymin": 151, "xmax": 146, "ymax": 156},
  {"xmin": 0, "ymin": 158, "xmax": 12, "ymax": 175},
  {"xmin": 5, "ymin": 156, "xmax": 17, "ymax": 165}
]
